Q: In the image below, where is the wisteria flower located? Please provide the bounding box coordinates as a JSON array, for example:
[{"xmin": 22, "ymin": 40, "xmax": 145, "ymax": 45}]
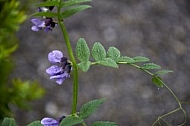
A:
[
  {"xmin": 46, "ymin": 50, "xmax": 72, "ymax": 85},
  {"xmin": 41, "ymin": 116, "xmax": 65, "ymax": 126}
]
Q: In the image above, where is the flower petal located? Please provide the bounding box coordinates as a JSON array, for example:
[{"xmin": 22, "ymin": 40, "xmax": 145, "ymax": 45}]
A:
[
  {"xmin": 31, "ymin": 26, "xmax": 39, "ymax": 31},
  {"xmin": 41, "ymin": 117, "xmax": 59, "ymax": 126},
  {"xmin": 46, "ymin": 65, "xmax": 62, "ymax": 75},
  {"xmin": 50, "ymin": 72, "xmax": 69, "ymax": 85},
  {"xmin": 55, "ymin": 78, "xmax": 65, "ymax": 85},
  {"xmin": 50, "ymin": 72, "xmax": 68, "ymax": 79},
  {"xmin": 48, "ymin": 50, "xmax": 63, "ymax": 63},
  {"xmin": 31, "ymin": 18, "xmax": 43, "ymax": 25}
]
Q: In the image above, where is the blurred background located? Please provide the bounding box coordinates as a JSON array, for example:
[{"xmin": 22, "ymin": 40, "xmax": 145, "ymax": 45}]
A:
[{"xmin": 1, "ymin": 0, "xmax": 190, "ymax": 125}]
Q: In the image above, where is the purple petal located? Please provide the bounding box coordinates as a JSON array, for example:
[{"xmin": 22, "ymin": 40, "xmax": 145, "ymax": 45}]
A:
[
  {"xmin": 41, "ymin": 117, "xmax": 59, "ymax": 126},
  {"xmin": 31, "ymin": 18, "xmax": 43, "ymax": 25},
  {"xmin": 55, "ymin": 78, "xmax": 65, "ymax": 85},
  {"xmin": 31, "ymin": 26, "xmax": 40, "ymax": 31},
  {"xmin": 44, "ymin": 26, "xmax": 51, "ymax": 32},
  {"xmin": 50, "ymin": 72, "xmax": 69, "ymax": 85},
  {"xmin": 46, "ymin": 65, "xmax": 62, "ymax": 75},
  {"xmin": 50, "ymin": 72, "xmax": 68, "ymax": 79},
  {"xmin": 37, "ymin": 21, "xmax": 46, "ymax": 28},
  {"xmin": 48, "ymin": 50, "xmax": 63, "ymax": 63}
]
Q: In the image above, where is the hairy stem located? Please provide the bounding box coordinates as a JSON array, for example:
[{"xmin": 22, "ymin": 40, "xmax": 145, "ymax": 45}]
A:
[{"xmin": 57, "ymin": 0, "xmax": 78, "ymax": 114}]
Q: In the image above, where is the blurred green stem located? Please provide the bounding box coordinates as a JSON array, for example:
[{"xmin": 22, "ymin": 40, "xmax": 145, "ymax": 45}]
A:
[{"xmin": 57, "ymin": 0, "xmax": 78, "ymax": 114}]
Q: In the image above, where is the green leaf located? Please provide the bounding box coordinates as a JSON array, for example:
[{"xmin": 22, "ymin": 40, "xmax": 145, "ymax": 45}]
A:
[
  {"xmin": 78, "ymin": 61, "xmax": 91, "ymax": 72},
  {"xmin": 132, "ymin": 56, "xmax": 150, "ymax": 63},
  {"xmin": 36, "ymin": 1, "xmax": 59, "ymax": 7},
  {"xmin": 152, "ymin": 76, "xmax": 164, "ymax": 87},
  {"xmin": 27, "ymin": 121, "xmax": 42, "ymax": 126},
  {"xmin": 92, "ymin": 42, "xmax": 106, "ymax": 61},
  {"xmin": 61, "ymin": 5, "xmax": 91, "ymax": 19},
  {"xmin": 141, "ymin": 63, "xmax": 161, "ymax": 70},
  {"xmin": 60, "ymin": 116, "xmax": 83, "ymax": 126},
  {"xmin": 76, "ymin": 38, "xmax": 90, "ymax": 62},
  {"xmin": 92, "ymin": 121, "xmax": 118, "ymax": 126},
  {"xmin": 61, "ymin": 0, "xmax": 91, "ymax": 8},
  {"xmin": 107, "ymin": 47, "xmax": 120, "ymax": 62},
  {"xmin": 98, "ymin": 58, "xmax": 118, "ymax": 68},
  {"xmin": 117, "ymin": 56, "xmax": 135, "ymax": 63},
  {"xmin": 30, "ymin": 12, "xmax": 57, "ymax": 17},
  {"xmin": 0, "ymin": 44, "xmax": 18, "ymax": 60},
  {"xmin": 155, "ymin": 70, "xmax": 173, "ymax": 76},
  {"xmin": 2, "ymin": 118, "xmax": 16, "ymax": 126},
  {"xmin": 79, "ymin": 98, "xmax": 107, "ymax": 119}
]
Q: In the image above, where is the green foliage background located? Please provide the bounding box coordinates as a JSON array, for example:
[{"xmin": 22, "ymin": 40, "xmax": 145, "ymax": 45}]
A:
[{"xmin": 0, "ymin": 0, "xmax": 44, "ymax": 121}]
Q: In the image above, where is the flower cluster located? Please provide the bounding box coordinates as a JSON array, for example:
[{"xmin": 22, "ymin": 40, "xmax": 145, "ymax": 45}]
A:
[
  {"xmin": 31, "ymin": 6, "xmax": 57, "ymax": 32},
  {"xmin": 41, "ymin": 116, "xmax": 65, "ymax": 126},
  {"xmin": 46, "ymin": 50, "xmax": 72, "ymax": 85}
]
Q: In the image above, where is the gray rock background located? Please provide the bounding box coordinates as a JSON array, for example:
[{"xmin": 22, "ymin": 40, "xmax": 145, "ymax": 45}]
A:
[{"xmin": 13, "ymin": 0, "xmax": 190, "ymax": 125}]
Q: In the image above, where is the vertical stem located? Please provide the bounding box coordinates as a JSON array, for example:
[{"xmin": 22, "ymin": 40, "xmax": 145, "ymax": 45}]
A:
[{"xmin": 57, "ymin": 1, "xmax": 78, "ymax": 114}]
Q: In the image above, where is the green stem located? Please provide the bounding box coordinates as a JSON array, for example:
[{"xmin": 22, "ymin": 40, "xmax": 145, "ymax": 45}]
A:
[
  {"xmin": 118, "ymin": 62, "xmax": 187, "ymax": 125},
  {"xmin": 57, "ymin": 1, "xmax": 78, "ymax": 114}
]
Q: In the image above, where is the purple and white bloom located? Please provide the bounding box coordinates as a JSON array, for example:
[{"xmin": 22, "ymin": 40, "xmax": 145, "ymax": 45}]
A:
[
  {"xmin": 41, "ymin": 116, "xmax": 65, "ymax": 126},
  {"xmin": 31, "ymin": 18, "xmax": 57, "ymax": 32},
  {"xmin": 46, "ymin": 50, "xmax": 72, "ymax": 85},
  {"xmin": 31, "ymin": 18, "xmax": 45, "ymax": 31}
]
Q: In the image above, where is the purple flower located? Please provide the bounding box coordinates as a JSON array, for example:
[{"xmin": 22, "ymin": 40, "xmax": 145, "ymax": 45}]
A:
[
  {"xmin": 31, "ymin": 18, "xmax": 57, "ymax": 32},
  {"xmin": 31, "ymin": 18, "xmax": 45, "ymax": 31},
  {"xmin": 41, "ymin": 116, "xmax": 65, "ymax": 126},
  {"xmin": 46, "ymin": 50, "xmax": 72, "ymax": 85},
  {"xmin": 41, "ymin": 117, "xmax": 59, "ymax": 126},
  {"xmin": 48, "ymin": 50, "xmax": 63, "ymax": 63}
]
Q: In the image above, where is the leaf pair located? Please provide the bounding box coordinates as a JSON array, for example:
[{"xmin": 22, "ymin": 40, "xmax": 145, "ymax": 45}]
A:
[
  {"xmin": 92, "ymin": 43, "xmax": 119, "ymax": 68},
  {"xmin": 76, "ymin": 38, "xmax": 120, "ymax": 72}
]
